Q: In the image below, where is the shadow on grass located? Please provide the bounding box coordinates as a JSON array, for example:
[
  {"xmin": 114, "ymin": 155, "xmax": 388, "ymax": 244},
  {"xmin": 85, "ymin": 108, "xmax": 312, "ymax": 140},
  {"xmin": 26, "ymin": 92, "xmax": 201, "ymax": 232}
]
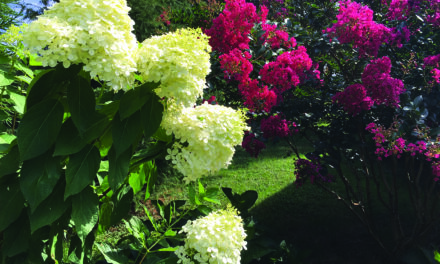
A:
[{"xmin": 248, "ymin": 182, "xmax": 395, "ymax": 264}]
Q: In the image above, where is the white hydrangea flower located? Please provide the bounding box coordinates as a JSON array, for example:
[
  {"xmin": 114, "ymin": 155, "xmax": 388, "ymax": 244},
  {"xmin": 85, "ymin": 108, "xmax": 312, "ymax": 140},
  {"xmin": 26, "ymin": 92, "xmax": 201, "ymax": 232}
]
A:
[
  {"xmin": 136, "ymin": 28, "xmax": 211, "ymax": 107},
  {"xmin": 22, "ymin": 0, "xmax": 138, "ymax": 90},
  {"xmin": 162, "ymin": 102, "xmax": 248, "ymax": 182},
  {"xmin": 176, "ymin": 207, "xmax": 247, "ymax": 264}
]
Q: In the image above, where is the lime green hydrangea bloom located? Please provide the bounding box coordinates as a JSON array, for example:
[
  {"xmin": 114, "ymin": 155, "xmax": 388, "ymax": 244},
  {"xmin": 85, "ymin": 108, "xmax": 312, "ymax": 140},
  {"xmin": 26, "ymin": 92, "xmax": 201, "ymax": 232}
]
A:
[
  {"xmin": 163, "ymin": 103, "xmax": 248, "ymax": 182},
  {"xmin": 175, "ymin": 207, "xmax": 247, "ymax": 264},
  {"xmin": 136, "ymin": 28, "xmax": 211, "ymax": 107},
  {"xmin": 22, "ymin": 0, "xmax": 137, "ymax": 90},
  {"xmin": 0, "ymin": 24, "xmax": 27, "ymax": 46}
]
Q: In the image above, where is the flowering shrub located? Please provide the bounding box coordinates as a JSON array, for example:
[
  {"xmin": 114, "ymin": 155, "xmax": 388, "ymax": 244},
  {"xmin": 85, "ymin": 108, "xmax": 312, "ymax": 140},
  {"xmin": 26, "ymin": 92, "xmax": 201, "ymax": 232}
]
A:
[
  {"xmin": 23, "ymin": 0, "xmax": 138, "ymax": 90},
  {"xmin": 219, "ymin": 48, "xmax": 253, "ymax": 82},
  {"xmin": 332, "ymin": 84, "xmax": 373, "ymax": 116},
  {"xmin": 204, "ymin": 0, "xmax": 267, "ymax": 53},
  {"xmin": 325, "ymin": 0, "xmax": 391, "ymax": 57},
  {"xmin": 361, "ymin": 56, "xmax": 405, "ymax": 107},
  {"xmin": 260, "ymin": 114, "xmax": 294, "ymax": 138},
  {"xmin": 175, "ymin": 207, "xmax": 247, "ymax": 264},
  {"xmin": 163, "ymin": 103, "xmax": 248, "ymax": 182},
  {"xmin": 294, "ymin": 157, "xmax": 333, "ymax": 186},
  {"xmin": 136, "ymin": 28, "xmax": 211, "ymax": 107},
  {"xmin": 242, "ymin": 131, "xmax": 266, "ymax": 158}
]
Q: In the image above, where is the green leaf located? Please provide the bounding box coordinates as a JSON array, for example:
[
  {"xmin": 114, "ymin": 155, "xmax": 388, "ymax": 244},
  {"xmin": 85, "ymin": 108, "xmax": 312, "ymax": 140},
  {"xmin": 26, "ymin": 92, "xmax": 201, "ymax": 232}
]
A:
[
  {"xmin": 7, "ymin": 91, "xmax": 25, "ymax": 114},
  {"xmin": 108, "ymin": 146, "xmax": 131, "ymax": 191},
  {"xmin": 54, "ymin": 113, "xmax": 110, "ymax": 156},
  {"xmin": 112, "ymin": 111, "xmax": 143, "ymax": 159},
  {"xmin": 98, "ymin": 201, "xmax": 114, "ymax": 233},
  {"xmin": 65, "ymin": 145, "xmax": 101, "ymax": 200},
  {"xmin": 67, "ymin": 75, "xmax": 95, "ymax": 134},
  {"xmin": 0, "ymin": 70, "xmax": 14, "ymax": 86},
  {"xmin": 0, "ymin": 144, "xmax": 20, "ymax": 178},
  {"xmin": 144, "ymin": 160, "xmax": 157, "ymax": 201},
  {"xmin": 197, "ymin": 205, "xmax": 212, "ymax": 215},
  {"xmin": 17, "ymin": 99, "xmax": 64, "ymax": 161},
  {"xmin": 0, "ymin": 178, "xmax": 25, "ymax": 232},
  {"xmin": 13, "ymin": 61, "xmax": 34, "ymax": 78},
  {"xmin": 129, "ymin": 163, "xmax": 147, "ymax": 195},
  {"xmin": 110, "ymin": 185, "xmax": 133, "ymax": 225},
  {"xmin": 96, "ymin": 243, "xmax": 129, "ymax": 264},
  {"xmin": 203, "ymin": 187, "xmax": 221, "ymax": 205},
  {"xmin": 188, "ymin": 184, "xmax": 200, "ymax": 206},
  {"xmin": 157, "ymin": 246, "xmax": 178, "ymax": 251},
  {"xmin": 26, "ymin": 65, "xmax": 81, "ymax": 110},
  {"xmin": 198, "ymin": 179, "xmax": 205, "ymax": 197},
  {"xmin": 141, "ymin": 93, "xmax": 164, "ymax": 139},
  {"xmin": 20, "ymin": 152, "xmax": 62, "ymax": 212},
  {"xmin": 29, "ymin": 179, "xmax": 70, "ymax": 233},
  {"xmin": 15, "ymin": 75, "xmax": 32, "ymax": 84},
  {"xmin": 222, "ymin": 188, "xmax": 258, "ymax": 213},
  {"xmin": 72, "ymin": 187, "xmax": 99, "ymax": 243},
  {"xmin": 119, "ymin": 82, "xmax": 160, "ymax": 120},
  {"xmin": 2, "ymin": 211, "xmax": 30, "ymax": 257}
]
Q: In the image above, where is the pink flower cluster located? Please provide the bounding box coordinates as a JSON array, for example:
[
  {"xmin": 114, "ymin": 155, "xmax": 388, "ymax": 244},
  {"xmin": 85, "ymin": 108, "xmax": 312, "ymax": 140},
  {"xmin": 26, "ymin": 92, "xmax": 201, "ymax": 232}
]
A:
[
  {"xmin": 431, "ymin": 68, "xmax": 440, "ymax": 84},
  {"xmin": 389, "ymin": 26, "xmax": 411, "ymax": 48},
  {"xmin": 424, "ymin": 54, "xmax": 440, "ymax": 68},
  {"xmin": 260, "ymin": 114, "xmax": 296, "ymax": 138},
  {"xmin": 366, "ymin": 122, "xmax": 440, "ymax": 180},
  {"xmin": 332, "ymin": 84, "xmax": 373, "ymax": 116},
  {"xmin": 204, "ymin": 0, "xmax": 268, "ymax": 53},
  {"xmin": 294, "ymin": 157, "xmax": 333, "ymax": 186},
  {"xmin": 325, "ymin": 0, "xmax": 392, "ymax": 56},
  {"xmin": 386, "ymin": 0, "xmax": 410, "ymax": 20},
  {"xmin": 259, "ymin": 46, "xmax": 313, "ymax": 94},
  {"xmin": 238, "ymin": 78, "xmax": 278, "ymax": 112},
  {"xmin": 242, "ymin": 131, "xmax": 266, "ymax": 157},
  {"xmin": 261, "ymin": 23, "xmax": 297, "ymax": 49},
  {"xmin": 362, "ymin": 56, "xmax": 405, "ymax": 107},
  {"xmin": 219, "ymin": 49, "xmax": 253, "ymax": 82}
]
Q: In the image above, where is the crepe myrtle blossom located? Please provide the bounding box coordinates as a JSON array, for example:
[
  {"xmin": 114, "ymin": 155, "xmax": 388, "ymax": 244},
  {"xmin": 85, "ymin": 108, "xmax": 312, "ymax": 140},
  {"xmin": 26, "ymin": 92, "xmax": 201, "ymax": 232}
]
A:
[
  {"xmin": 175, "ymin": 207, "xmax": 247, "ymax": 264},
  {"xmin": 23, "ymin": 0, "xmax": 138, "ymax": 90}
]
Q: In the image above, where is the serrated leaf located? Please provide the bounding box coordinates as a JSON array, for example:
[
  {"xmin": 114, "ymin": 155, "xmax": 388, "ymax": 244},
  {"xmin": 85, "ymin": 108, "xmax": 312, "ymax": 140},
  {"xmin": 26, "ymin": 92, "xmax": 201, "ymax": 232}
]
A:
[
  {"xmin": 65, "ymin": 145, "xmax": 101, "ymax": 200},
  {"xmin": 96, "ymin": 243, "xmax": 129, "ymax": 264},
  {"xmin": 112, "ymin": 111, "xmax": 142, "ymax": 159},
  {"xmin": 72, "ymin": 187, "xmax": 99, "ymax": 243},
  {"xmin": 20, "ymin": 152, "xmax": 62, "ymax": 212},
  {"xmin": 141, "ymin": 93, "xmax": 163, "ymax": 139},
  {"xmin": 2, "ymin": 211, "xmax": 30, "ymax": 257},
  {"xmin": 67, "ymin": 75, "xmax": 95, "ymax": 134},
  {"xmin": 119, "ymin": 82, "xmax": 160, "ymax": 120},
  {"xmin": 17, "ymin": 99, "xmax": 64, "ymax": 161},
  {"xmin": 108, "ymin": 146, "xmax": 131, "ymax": 191},
  {"xmin": 29, "ymin": 179, "xmax": 69, "ymax": 233},
  {"xmin": 0, "ymin": 178, "xmax": 25, "ymax": 232},
  {"xmin": 0, "ymin": 144, "xmax": 20, "ymax": 178},
  {"xmin": 15, "ymin": 75, "xmax": 32, "ymax": 84},
  {"xmin": 7, "ymin": 91, "xmax": 26, "ymax": 114}
]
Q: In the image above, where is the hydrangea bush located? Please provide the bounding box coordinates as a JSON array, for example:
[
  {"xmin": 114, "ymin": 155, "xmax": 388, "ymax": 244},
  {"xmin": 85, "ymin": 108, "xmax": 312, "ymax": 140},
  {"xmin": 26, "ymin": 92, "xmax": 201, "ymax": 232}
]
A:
[{"xmin": 0, "ymin": 0, "xmax": 250, "ymax": 263}]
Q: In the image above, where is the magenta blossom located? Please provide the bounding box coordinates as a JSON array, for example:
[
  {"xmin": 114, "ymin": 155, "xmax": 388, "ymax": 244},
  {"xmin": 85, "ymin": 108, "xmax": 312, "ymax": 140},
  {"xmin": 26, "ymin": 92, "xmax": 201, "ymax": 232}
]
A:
[
  {"xmin": 260, "ymin": 114, "xmax": 294, "ymax": 138},
  {"xmin": 332, "ymin": 84, "xmax": 373, "ymax": 116},
  {"xmin": 242, "ymin": 131, "xmax": 266, "ymax": 158}
]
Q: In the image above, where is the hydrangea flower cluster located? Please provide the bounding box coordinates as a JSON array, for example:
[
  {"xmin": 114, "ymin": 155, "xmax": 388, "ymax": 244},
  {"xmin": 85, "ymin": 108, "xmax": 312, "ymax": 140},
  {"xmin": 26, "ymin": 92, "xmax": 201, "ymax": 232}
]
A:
[
  {"xmin": 294, "ymin": 157, "xmax": 333, "ymax": 186},
  {"xmin": 325, "ymin": 0, "xmax": 392, "ymax": 56},
  {"xmin": 260, "ymin": 114, "xmax": 295, "ymax": 138},
  {"xmin": 23, "ymin": 0, "xmax": 138, "ymax": 90},
  {"xmin": 162, "ymin": 103, "xmax": 248, "ymax": 182},
  {"xmin": 259, "ymin": 46, "xmax": 313, "ymax": 94},
  {"xmin": 242, "ymin": 131, "xmax": 266, "ymax": 158},
  {"xmin": 0, "ymin": 24, "xmax": 27, "ymax": 46},
  {"xmin": 261, "ymin": 23, "xmax": 297, "ymax": 50},
  {"xmin": 136, "ymin": 28, "xmax": 211, "ymax": 107},
  {"xmin": 362, "ymin": 56, "xmax": 405, "ymax": 107},
  {"xmin": 332, "ymin": 84, "xmax": 373, "ymax": 116},
  {"xmin": 175, "ymin": 207, "xmax": 247, "ymax": 264},
  {"xmin": 219, "ymin": 49, "xmax": 253, "ymax": 82},
  {"xmin": 204, "ymin": 0, "xmax": 268, "ymax": 53}
]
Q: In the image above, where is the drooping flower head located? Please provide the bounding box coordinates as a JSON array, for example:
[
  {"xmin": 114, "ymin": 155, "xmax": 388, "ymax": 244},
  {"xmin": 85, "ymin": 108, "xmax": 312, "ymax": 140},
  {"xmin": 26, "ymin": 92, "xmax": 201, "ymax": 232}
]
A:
[
  {"xmin": 136, "ymin": 28, "xmax": 212, "ymax": 107},
  {"xmin": 162, "ymin": 103, "xmax": 248, "ymax": 182},
  {"xmin": 175, "ymin": 207, "xmax": 247, "ymax": 264},
  {"xmin": 260, "ymin": 114, "xmax": 292, "ymax": 138},
  {"xmin": 23, "ymin": 0, "xmax": 138, "ymax": 90}
]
